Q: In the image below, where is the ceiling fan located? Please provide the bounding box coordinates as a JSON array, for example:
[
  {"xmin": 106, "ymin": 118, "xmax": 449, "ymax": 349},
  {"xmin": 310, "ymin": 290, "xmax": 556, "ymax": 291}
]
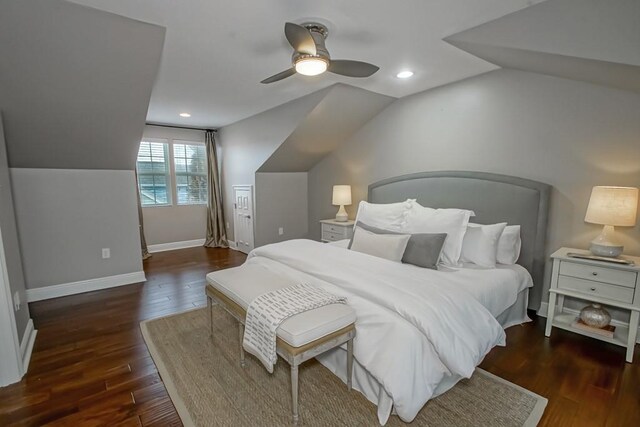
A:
[{"xmin": 261, "ymin": 22, "xmax": 380, "ymax": 84}]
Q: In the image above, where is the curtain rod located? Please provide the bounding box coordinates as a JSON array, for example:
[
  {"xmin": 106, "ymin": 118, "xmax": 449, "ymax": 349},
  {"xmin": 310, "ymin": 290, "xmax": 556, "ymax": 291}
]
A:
[{"xmin": 146, "ymin": 122, "xmax": 217, "ymax": 132}]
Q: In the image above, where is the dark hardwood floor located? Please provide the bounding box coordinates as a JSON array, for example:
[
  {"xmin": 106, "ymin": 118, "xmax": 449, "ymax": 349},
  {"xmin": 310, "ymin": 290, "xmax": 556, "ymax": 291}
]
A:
[{"xmin": 0, "ymin": 246, "xmax": 638, "ymax": 426}]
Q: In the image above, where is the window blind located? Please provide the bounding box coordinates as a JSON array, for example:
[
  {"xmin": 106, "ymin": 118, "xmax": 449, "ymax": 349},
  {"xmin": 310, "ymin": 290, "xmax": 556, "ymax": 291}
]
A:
[
  {"xmin": 136, "ymin": 140, "xmax": 171, "ymax": 206},
  {"xmin": 173, "ymin": 142, "xmax": 208, "ymax": 205}
]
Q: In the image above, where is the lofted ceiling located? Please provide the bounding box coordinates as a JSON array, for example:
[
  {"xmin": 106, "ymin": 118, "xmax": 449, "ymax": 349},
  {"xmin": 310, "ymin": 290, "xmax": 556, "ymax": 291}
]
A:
[
  {"xmin": 445, "ymin": 0, "xmax": 640, "ymax": 92},
  {"xmin": 0, "ymin": 0, "xmax": 165, "ymax": 170},
  {"xmin": 68, "ymin": 0, "xmax": 545, "ymax": 128}
]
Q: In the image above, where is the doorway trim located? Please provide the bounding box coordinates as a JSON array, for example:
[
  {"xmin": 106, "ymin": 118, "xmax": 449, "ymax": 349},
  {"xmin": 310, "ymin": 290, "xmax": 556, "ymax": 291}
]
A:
[
  {"xmin": 232, "ymin": 185, "xmax": 255, "ymax": 254},
  {"xmin": 0, "ymin": 224, "xmax": 24, "ymax": 386}
]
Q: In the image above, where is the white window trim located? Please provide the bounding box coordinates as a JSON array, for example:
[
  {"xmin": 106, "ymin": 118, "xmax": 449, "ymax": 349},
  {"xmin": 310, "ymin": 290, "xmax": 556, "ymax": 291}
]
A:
[{"xmin": 137, "ymin": 138, "xmax": 208, "ymax": 208}]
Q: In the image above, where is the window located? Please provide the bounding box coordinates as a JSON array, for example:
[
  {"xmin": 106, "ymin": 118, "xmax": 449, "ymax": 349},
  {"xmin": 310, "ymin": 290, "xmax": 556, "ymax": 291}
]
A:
[
  {"xmin": 135, "ymin": 139, "xmax": 208, "ymax": 207},
  {"xmin": 173, "ymin": 142, "xmax": 208, "ymax": 205},
  {"xmin": 136, "ymin": 140, "xmax": 171, "ymax": 206}
]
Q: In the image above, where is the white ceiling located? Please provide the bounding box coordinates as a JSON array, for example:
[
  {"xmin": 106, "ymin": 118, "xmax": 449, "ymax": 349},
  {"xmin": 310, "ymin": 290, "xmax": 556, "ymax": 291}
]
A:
[{"xmin": 69, "ymin": 0, "xmax": 544, "ymax": 128}]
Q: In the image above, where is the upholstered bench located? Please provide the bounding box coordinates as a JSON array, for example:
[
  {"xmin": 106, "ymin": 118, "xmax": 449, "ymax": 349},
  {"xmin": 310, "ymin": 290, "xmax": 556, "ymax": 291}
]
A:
[{"xmin": 205, "ymin": 264, "xmax": 356, "ymax": 424}]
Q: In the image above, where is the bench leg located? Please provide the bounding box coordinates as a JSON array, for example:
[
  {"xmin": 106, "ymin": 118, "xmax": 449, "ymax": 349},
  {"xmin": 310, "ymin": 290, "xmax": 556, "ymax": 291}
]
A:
[
  {"xmin": 290, "ymin": 364, "xmax": 299, "ymax": 424},
  {"xmin": 347, "ymin": 338, "xmax": 353, "ymax": 391},
  {"xmin": 238, "ymin": 323, "xmax": 246, "ymax": 367}
]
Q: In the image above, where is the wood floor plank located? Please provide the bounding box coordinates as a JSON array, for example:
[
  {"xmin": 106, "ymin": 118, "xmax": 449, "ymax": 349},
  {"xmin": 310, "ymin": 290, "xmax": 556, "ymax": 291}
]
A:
[{"xmin": 1, "ymin": 246, "xmax": 638, "ymax": 426}]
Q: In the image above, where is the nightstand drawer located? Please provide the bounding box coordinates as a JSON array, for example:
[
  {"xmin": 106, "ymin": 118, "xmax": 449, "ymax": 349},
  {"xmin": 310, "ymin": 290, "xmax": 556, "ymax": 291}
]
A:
[
  {"xmin": 322, "ymin": 223, "xmax": 348, "ymax": 235},
  {"xmin": 322, "ymin": 231, "xmax": 346, "ymax": 242},
  {"xmin": 557, "ymin": 276, "xmax": 635, "ymax": 303},
  {"xmin": 559, "ymin": 261, "xmax": 637, "ymax": 288}
]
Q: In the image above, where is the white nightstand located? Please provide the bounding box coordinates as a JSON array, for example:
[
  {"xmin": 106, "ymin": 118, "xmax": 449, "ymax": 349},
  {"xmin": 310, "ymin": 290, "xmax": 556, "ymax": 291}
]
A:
[
  {"xmin": 545, "ymin": 247, "xmax": 640, "ymax": 363},
  {"xmin": 319, "ymin": 219, "xmax": 355, "ymax": 243}
]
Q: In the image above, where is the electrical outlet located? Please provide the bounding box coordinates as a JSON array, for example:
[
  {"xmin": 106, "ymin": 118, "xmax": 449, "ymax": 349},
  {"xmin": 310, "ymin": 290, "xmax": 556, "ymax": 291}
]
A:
[
  {"xmin": 13, "ymin": 291, "xmax": 20, "ymax": 311},
  {"xmin": 102, "ymin": 248, "xmax": 111, "ymax": 259},
  {"xmin": 278, "ymin": 227, "xmax": 284, "ymax": 236}
]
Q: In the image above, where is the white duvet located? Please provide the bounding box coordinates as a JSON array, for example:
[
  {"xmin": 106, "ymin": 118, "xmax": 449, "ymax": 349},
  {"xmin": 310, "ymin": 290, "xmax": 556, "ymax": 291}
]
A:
[{"xmin": 248, "ymin": 239, "xmax": 511, "ymax": 424}]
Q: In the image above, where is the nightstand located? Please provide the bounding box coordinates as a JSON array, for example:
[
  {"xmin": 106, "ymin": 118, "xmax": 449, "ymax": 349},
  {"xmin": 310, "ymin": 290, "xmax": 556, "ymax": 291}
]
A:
[
  {"xmin": 545, "ymin": 247, "xmax": 640, "ymax": 363},
  {"xmin": 319, "ymin": 219, "xmax": 355, "ymax": 243}
]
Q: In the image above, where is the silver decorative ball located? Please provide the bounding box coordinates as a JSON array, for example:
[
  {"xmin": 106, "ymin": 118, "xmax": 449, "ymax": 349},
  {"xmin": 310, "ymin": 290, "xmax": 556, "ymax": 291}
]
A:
[{"xmin": 579, "ymin": 304, "xmax": 611, "ymax": 328}]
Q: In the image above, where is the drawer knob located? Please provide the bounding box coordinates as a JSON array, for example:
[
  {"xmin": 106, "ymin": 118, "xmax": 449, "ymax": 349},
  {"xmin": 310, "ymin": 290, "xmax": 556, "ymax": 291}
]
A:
[
  {"xmin": 592, "ymin": 272, "xmax": 598, "ymax": 276},
  {"xmin": 590, "ymin": 287, "xmax": 596, "ymax": 291}
]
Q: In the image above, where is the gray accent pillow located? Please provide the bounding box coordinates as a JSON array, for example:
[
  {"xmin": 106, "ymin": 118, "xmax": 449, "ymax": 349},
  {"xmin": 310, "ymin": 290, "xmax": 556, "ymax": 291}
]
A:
[{"xmin": 348, "ymin": 221, "xmax": 447, "ymax": 270}]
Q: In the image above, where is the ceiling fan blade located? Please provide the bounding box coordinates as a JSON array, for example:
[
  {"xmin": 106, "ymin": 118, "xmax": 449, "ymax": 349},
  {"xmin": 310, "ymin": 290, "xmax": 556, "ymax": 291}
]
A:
[
  {"xmin": 284, "ymin": 22, "xmax": 317, "ymax": 56},
  {"xmin": 260, "ymin": 68, "xmax": 296, "ymax": 84},
  {"xmin": 328, "ymin": 60, "xmax": 379, "ymax": 77}
]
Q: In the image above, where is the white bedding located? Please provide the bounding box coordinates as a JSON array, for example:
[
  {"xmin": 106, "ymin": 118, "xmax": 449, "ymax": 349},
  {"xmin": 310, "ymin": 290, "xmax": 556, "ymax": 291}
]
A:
[
  {"xmin": 331, "ymin": 238, "xmax": 533, "ymax": 320},
  {"xmin": 247, "ymin": 239, "xmax": 532, "ymax": 424}
]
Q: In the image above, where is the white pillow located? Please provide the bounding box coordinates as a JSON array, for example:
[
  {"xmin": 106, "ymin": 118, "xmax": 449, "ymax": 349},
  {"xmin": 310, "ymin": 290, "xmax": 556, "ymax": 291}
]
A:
[
  {"xmin": 354, "ymin": 199, "xmax": 414, "ymax": 232},
  {"xmin": 497, "ymin": 225, "xmax": 522, "ymax": 265},
  {"xmin": 402, "ymin": 203, "xmax": 472, "ymax": 266},
  {"xmin": 350, "ymin": 226, "xmax": 411, "ymax": 262},
  {"xmin": 460, "ymin": 222, "xmax": 508, "ymax": 268}
]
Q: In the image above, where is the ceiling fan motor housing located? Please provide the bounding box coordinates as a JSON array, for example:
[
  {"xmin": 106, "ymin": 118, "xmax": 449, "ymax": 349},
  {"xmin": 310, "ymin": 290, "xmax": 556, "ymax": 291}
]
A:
[{"xmin": 292, "ymin": 22, "xmax": 330, "ymax": 65}]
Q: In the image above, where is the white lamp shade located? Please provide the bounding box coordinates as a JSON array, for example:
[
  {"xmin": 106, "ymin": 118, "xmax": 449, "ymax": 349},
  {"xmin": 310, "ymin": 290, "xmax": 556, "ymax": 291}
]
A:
[
  {"xmin": 332, "ymin": 185, "xmax": 352, "ymax": 206},
  {"xmin": 584, "ymin": 186, "xmax": 638, "ymax": 226}
]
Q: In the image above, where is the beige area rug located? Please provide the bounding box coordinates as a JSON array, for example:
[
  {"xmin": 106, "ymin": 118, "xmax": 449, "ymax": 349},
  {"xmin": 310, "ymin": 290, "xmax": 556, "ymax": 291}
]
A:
[{"xmin": 141, "ymin": 307, "xmax": 547, "ymax": 427}]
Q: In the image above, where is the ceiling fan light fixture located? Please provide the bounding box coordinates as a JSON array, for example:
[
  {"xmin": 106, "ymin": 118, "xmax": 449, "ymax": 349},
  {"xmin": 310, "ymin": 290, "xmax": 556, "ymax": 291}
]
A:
[{"xmin": 295, "ymin": 57, "xmax": 328, "ymax": 76}]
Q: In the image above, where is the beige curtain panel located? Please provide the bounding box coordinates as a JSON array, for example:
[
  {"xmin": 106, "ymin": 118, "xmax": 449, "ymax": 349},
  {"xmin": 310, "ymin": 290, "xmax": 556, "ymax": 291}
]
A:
[
  {"xmin": 134, "ymin": 170, "xmax": 151, "ymax": 260},
  {"xmin": 204, "ymin": 130, "xmax": 228, "ymax": 248}
]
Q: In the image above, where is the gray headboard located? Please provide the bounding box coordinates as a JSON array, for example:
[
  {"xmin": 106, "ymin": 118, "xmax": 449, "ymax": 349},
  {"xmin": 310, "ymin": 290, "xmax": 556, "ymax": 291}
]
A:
[{"xmin": 368, "ymin": 171, "xmax": 551, "ymax": 295}]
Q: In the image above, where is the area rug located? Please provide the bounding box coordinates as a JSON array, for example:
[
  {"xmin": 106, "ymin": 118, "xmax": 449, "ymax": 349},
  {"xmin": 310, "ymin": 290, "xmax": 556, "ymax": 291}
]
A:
[{"xmin": 141, "ymin": 307, "xmax": 547, "ymax": 426}]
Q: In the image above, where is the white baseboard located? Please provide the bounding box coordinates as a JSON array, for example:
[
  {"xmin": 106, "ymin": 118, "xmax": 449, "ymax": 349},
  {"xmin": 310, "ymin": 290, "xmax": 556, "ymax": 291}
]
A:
[
  {"xmin": 538, "ymin": 302, "xmax": 640, "ymax": 344},
  {"xmin": 20, "ymin": 319, "xmax": 37, "ymax": 372},
  {"xmin": 148, "ymin": 239, "xmax": 205, "ymax": 253},
  {"xmin": 26, "ymin": 271, "xmax": 146, "ymax": 302},
  {"xmin": 228, "ymin": 240, "xmax": 238, "ymax": 250}
]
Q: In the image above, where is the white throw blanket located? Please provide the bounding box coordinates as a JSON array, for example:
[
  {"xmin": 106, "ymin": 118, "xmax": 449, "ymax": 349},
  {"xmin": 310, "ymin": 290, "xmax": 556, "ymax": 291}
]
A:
[
  {"xmin": 248, "ymin": 239, "xmax": 506, "ymax": 424},
  {"xmin": 242, "ymin": 283, "xmax": 346, "ymax": 373}
]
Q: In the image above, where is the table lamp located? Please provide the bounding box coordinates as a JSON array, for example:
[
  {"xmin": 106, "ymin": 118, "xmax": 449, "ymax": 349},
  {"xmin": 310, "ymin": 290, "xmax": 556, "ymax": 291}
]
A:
[
  {"xmin": 584, "ymin": 186, "xmax": 638, "ymax": 257},
  {"xmin": 332, "ymin": 185, "xmax": 352, "ymax": 222}
]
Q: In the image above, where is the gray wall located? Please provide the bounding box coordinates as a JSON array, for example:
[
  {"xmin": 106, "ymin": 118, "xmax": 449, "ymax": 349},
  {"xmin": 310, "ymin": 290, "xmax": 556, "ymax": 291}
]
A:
[
  {"xmin": 309, "ymin": 69, "xmax": 640, "ymax": 310},
  {"xmin": 141, "ymin": 125, "xmax": 207, "ymax": 245},
  {"xmin": 218, "ymin": 88, "xmax": 329, "ymax": 242},
  {"xmin": 0, "ymin": 0, "xmax": 165, "ymax": 170},
  {"xmin": 255, "ymin": 173, "xmax": 309, "ymax": 247},
  {"xmin": 258, "ymin": 85, "xmax": 395, "ymax": 173},
  {"xmin": 0, "ymin": 115, "xmax": 30, "ymax": 340},
  {"xmin": 11, "ymin": 169, "xmax": 143, "ymax": 289}
]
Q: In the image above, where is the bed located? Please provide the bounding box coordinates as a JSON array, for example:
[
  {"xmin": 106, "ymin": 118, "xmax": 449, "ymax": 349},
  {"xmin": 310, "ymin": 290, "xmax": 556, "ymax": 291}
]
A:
[{"xmin": 246, "ymin": 171, "xmax": 551, "ymax": 424}]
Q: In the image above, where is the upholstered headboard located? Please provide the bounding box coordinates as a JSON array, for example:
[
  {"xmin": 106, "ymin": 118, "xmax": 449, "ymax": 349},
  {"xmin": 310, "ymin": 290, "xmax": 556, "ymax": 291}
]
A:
[{"xmin": 368, "ymin": 171, "xmax": 551, "ymax": 297}]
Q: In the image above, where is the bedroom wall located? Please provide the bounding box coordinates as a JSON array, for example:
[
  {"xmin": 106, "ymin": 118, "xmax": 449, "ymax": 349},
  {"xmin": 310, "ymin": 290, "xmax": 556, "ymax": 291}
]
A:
[
  {"xmin": 255, "ymin": 173, "xmax": 309, "ymax": 247},
  {"xmin": 141, "ymin": 125, "xmax": 207, "ymax": 246},
  {"xmin": 10, "ymin": 169, "xmax": 143, "ymax": 291},
  {"xmin": 308, "ymin": 69, "xmax": 640, "ymax": 311},
  {"xmin": 218, "ymin": 88, "xmax": 329, "ymax": 242},
  {"xmin": 0, "ymin": 114, "xmax": 30, "ymax": 340}
]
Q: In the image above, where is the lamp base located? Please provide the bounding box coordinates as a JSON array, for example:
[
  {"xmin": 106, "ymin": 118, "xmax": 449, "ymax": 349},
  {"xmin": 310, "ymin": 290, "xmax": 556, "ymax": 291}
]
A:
[
  {"xmin": 590, "ymin": 225, "xmax": 623, "ymax": 258},
  {"xmin": 335, "ymin": 205, "xmax": 348, "ymax": 222},
  {"xmin": 590, "ymin": 243, "xmax": 623, "ymax": 258}
]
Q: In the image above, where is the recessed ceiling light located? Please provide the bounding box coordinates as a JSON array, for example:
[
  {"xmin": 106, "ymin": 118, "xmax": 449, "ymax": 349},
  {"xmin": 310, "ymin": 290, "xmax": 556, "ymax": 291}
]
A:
[
  {"xmin": 396, "ymin": 71, "xmax": 414, "ymax": 79},
  {"xmin": 179, "ymin": 112, "xmax": 191, "ymax": 118}
]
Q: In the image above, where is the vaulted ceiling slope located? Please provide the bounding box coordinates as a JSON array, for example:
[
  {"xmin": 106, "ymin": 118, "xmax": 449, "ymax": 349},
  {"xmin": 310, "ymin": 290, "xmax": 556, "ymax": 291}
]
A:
[
  {"xmin": 0, "ymin": 0, "xmax": 165, "ymax": 170},
  {"xmin": 68, "ymin": 0, "xmax": 543, "ymax": 128},
  {"xmin": 258, "ymin": 84, "xmax": 394, "ymax": 173},
  {"xmin": 445, "ymin": 0, "xmax": 640, "ymax": 92}
]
